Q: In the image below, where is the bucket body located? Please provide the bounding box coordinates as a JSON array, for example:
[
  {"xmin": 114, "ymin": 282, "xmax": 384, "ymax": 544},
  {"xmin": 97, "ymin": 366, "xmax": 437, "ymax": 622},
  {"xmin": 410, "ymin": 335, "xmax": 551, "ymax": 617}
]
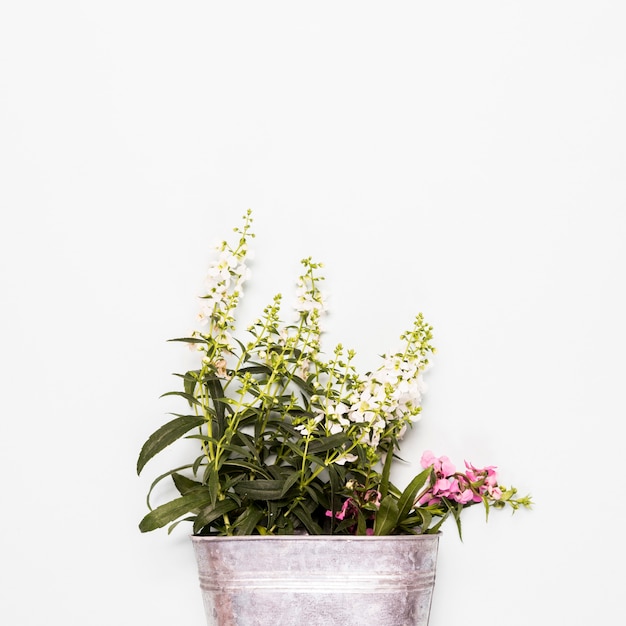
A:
[{"xmin": 191, "ymin": 534, "xmax": 440, "ymax": 626}]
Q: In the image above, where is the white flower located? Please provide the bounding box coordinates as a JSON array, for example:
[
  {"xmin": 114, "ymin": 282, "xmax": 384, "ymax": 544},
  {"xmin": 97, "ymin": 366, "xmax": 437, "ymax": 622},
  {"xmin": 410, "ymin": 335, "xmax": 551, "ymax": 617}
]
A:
[
  {"xmin": 294, "ymin": 423, "xmax": 312, "ymax": 435},
  {"xmin": 197, "ymin": 294, "xmax": 225, "ymax": 324},
  {"xmin": 294, "ymin": 292, "xmax": 322, "ymax": 314},
  {"xmin": 206, "ymin": 252, "xmax": 235, "ymax": 283},
  {"xmin": 203, "ymin": 250, "xmax": 250, "ymax": 299},
  {"xmin": 297, "ymin": 359, "xmax": 312, "ymax": 380},
  {"xmin": 295, "ymin": 413, "xmax": 324, "ymax": 436},
  {"xmin": 293, "ymin": 280, "xmax": 327, "ymax": 315},
  {"xmin": 235, "ymin": 265, "xmax": 251, "ymax": 288},
  {"xmin": 348, "ymin": 397, "xmax": 375, "ymax": 423},
  {"xmin": 327, "ymin": 402, "xmax": 351, "ymax": 434},
  {"xmin": 333, "ymin": 452, "xmax": 358, "ymax": 466}
]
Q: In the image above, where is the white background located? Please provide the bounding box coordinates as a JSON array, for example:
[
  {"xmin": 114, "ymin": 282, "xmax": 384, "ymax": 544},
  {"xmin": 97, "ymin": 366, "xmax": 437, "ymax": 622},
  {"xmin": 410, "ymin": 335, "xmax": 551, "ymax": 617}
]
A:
[{"xmin": 1, "ymin": 2, "xmax": 625, "ymax": 625}]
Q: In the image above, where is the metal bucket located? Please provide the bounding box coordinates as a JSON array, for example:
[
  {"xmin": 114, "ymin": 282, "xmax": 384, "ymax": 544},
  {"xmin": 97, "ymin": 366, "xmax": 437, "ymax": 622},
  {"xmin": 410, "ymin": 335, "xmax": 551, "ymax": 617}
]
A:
[{"xmin": 191, "ymin": 534, "xmax": 440, "ymax": 626}]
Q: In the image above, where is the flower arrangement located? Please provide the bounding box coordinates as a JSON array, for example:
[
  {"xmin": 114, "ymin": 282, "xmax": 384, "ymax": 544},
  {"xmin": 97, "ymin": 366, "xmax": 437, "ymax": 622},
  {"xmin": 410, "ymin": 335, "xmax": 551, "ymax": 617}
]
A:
[{"xmin": 137, "ymin": 209, "xmax": 531, "ymax": 537}]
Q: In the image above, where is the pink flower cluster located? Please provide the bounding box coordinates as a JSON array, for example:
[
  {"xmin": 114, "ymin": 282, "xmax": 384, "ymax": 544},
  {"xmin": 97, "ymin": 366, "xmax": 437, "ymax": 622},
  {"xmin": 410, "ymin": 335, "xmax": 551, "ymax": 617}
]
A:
[
  {"xmin": 326, "ymin": 488, "xmax": 381, "ymax": 535},
  {"xmin": 326, "ymin": 498, "xmax": 360, "ymax": 522},
  {"xmin": 417, "ymin": 450, "xmax": 503, "ymax": 506}
]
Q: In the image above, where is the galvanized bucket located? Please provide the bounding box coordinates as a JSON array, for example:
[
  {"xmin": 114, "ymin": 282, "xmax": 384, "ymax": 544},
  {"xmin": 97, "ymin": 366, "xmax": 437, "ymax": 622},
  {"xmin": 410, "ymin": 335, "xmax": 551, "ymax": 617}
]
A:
[{"xmin": 191, "ymin": 534, "xmax": 440, "ymax": 626}]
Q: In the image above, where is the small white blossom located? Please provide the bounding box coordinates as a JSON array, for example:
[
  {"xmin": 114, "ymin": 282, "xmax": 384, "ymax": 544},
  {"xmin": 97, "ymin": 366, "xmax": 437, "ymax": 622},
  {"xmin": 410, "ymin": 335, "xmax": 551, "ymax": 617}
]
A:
[{"xmin": 333, "ymin": 452, "xmax": 358, "ymax": 466}]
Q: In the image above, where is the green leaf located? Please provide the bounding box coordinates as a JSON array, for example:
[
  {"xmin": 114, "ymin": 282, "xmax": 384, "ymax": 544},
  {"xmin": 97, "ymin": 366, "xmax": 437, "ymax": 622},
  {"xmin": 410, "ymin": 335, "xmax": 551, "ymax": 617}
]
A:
[
  {"xmin": 144, "ymin": 462, "xmax": 199, "ymax": 509},
  {"xmin": 426, "ymin": 514, "xmax": 447, "ymax": 535},
  {"xmin": 266, "ymin": 465, "xmax": 285, "ymax": 480},
  {"xmin": 220, "ymin": 443, "xmax": 253, "ymax": 458},
  {"xmin": 292, "ymin": 503, "xmax": 322, "ymax": 535},
  {"xmin": 172, "ymin": 472, "xmax": 203, "ymax": 495},
  {"xmin": 183, "ymin": 370, "xmax": 200, "ymax": 397},
  {"xmin": 280, "ymin": 439, "xmax": 307, "ymax": 458},
  {"xmin": 431, "ymin": 498, "xmax": 463, "ymax": 540},
  {"xmin": 450, "ymin": 500, "xmax": 464, "ymax": 540},
  {"xmin": 379, "ymin": 448, "xmax": 395, "ymax": 500},
  {"xmin": 168, "ymin": 337, "xmax": 205, "ymax": 344},
  {"xmin": 166, "ymin": 516, "xmax": 194, "ymax": 535},
  {"xmin": 238, "ymin": 364, "xmax": 273, "ymax": 376},
  {"xmin": 204, "ymin": 376, "xmax": 226, "ymax": 430},
  {"xmin": 305, "ymin": 454, "xmax": 331, "ymax": 469},
  {"xmin": 333, "ymin": 518, "xmax": 360, "ymax": 534},
  {"xmin": 357, "ymin": 509, "xmax": 373, "ymax": 536},
  {"xmin": 397, "ymin": 467, "xmax": 433, "ymax": 522},
  {"xmin": 308, "ymin": 433, "xmax": 351, "ymax": 454},
  {"xmin": 192, "ymin": 454, "xmax": 206, "ymax": 475},
  {"xmin": 192, "ymin": 498, "xmax": 239, "ymax": 534},
  {"xmin": 403, "ymin": 508, "xmax": 433, "ymax": 533},
  {"xmin": 326, "ymin": 464, "xmax": 344, "ymax": 530},
  {"xmin": 208, "ymin": 465, "xmax": 220, "ymax": 505},
  {"xmin": 232, "ymin": 431, "xmax": 261, "ymax": 459},
  {"xmin": 159, "ymin": 390, "xmax": 201, "ymax": 406},
  {"xmin": 373, "ymin": 494, "xmax": 400, "ymax": 536},
  {"xmin": 138, "ymin": 490, "xmax": 213, "ymax": 532},
  {"xmin": 234, "ymin": 479, "xmax": 286, "ymax": 501},
  {"xmin": 482, "ymin": 494, "xmax": 490, "ymax": 521},
  {"xmin": 137, "ymin": 415, "xmax": 206, "ymax": 475},
  {"xmin": 279, "ymin": 469, "xmax": 301, "ymax": 497},
  {"xmin": 232, "ymin": 505, "xmax": 265, "ymax": 536},
  {"xmin": 288, "ymin": 373, "xmax": 314, "ymax": 396},
  {"xmin": 222, "ymin": 460, "xmax": 273, "ymax": 478}
]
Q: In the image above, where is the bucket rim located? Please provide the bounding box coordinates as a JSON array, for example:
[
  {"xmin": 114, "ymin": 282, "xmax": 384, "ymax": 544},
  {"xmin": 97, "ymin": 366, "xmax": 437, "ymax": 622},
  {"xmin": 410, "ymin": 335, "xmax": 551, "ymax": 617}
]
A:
[{"xmin": 191, "ymin": 532, "xmax": 441, "ymax": 542}]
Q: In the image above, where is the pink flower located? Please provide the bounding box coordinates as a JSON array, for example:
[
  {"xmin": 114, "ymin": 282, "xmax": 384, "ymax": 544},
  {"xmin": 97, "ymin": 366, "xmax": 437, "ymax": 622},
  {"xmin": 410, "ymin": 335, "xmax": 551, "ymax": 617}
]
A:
[
  {"xmin": 326, "ymin": 498, "xmax": 352, "ymax": 520},
  {"xmin": 447, "ymin": 478, "xmax": 460, "ymax": 494},
  {"xmin": 417, "ymin": 451, "xmax": 505, "ymax": 508},
  {"xmin": 465, "ymin": 460, "xmax": 499, "ymax": 485},
  {"xmin": 418, "ymin": 494, "xmax": 442, "ymax": 506},
  {"xmin": 434, "ymin": 478, "xmax": 452, "ymax": 494},
  {"xmin": 455, "ymin": 489, "xmax": 475, "ymax": 504},
  {"xmin": 364, "ymin": 489, "xmax": 382, "ymax": 506},
  {"xmin": 440, "ymin": 456, "xmax": 456, "ymax": 476},
  {"xmin": 488, "ymin": 486, "xmax": 502, "ymax": 500},
  {"xmin": 420, "ymin": 450, "xmax": 456, "ymax": 476},
  {"xmin": 420, "ymin": 450, "xmax": 437, "ymax": 469}
]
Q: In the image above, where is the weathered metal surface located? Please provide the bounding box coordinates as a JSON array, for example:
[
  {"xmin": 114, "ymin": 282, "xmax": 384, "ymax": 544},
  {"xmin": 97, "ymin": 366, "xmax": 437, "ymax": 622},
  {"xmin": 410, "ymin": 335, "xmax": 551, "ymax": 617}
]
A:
[{"xmin": 191, "ymin": 534, "xmax": 439, "ymax": 626}]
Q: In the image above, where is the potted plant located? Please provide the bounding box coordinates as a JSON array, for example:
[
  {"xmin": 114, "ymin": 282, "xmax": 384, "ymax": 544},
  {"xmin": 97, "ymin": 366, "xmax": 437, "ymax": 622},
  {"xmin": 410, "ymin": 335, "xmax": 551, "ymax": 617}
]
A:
[{"xmin": 137, "ymin": 209, "xmax": 531, "ymax": 625}]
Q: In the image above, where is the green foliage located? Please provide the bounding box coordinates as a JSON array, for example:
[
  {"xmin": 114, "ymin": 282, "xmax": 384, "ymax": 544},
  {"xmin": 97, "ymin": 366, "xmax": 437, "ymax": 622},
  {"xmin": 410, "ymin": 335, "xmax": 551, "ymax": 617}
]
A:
[{"xmin": 137, "ymin": 210, "xmax": 531, "ymax": 537}]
